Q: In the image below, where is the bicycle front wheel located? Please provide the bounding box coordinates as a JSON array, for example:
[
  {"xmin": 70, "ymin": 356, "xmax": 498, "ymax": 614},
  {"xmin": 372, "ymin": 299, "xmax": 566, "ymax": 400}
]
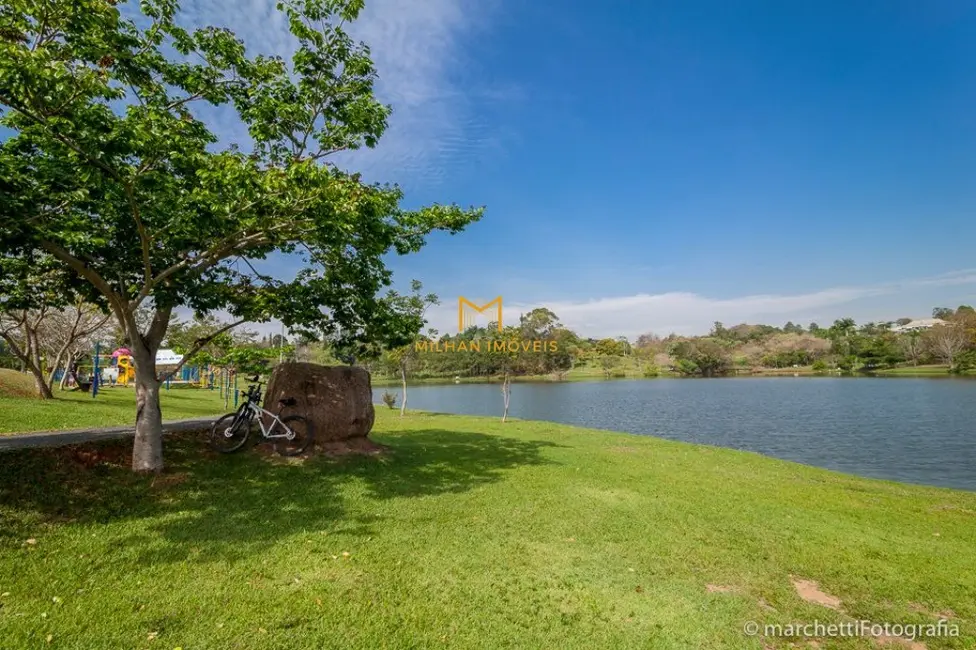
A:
[
  {"xmin": 274, "ymin": 415, "xmax": 314, "ymax": 456},
  {"xmin": 210, "ymin": 412, "xmax": 251, "ymax": 453}
]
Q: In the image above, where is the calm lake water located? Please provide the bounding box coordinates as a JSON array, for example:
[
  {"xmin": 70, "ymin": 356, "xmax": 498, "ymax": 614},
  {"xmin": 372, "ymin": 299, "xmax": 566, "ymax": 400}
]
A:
[{"xmin": 373, "ymin": 378, "xmax": 976, "ymax": 491}]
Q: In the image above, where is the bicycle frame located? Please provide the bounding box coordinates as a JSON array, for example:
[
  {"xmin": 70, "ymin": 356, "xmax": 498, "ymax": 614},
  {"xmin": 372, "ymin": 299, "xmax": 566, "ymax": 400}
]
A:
[
  {"xmin": 244, "ymin": 401, "xmax": 296, "ymax": 439},
  {"xmin": 232, "ymin": 386, "xmax": 297, "ymax": 440}
]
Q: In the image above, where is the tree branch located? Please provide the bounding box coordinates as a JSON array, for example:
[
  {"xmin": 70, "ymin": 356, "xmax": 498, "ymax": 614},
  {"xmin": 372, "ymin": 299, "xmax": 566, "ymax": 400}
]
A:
[
  {"xmin": 122, "ymin": 183, "xmax": 153, "ymax": 288},
  {"xmin": 39, "ymin": 239, "xmax": 127, "ymax": 326},
  {"xmin": 131, "ymin": 230, "xmax": 273, "ymax": 310},
  {"xmin": 0, "ymin": 92, "xmax": 124, "ymax": 183},
  {"xmin": 158, "ymin": 318, "xmax": 247, "ymax": 381},
  {"xmin": 146, "ymin": 305, "xmax": 173, "ymax": 351}
]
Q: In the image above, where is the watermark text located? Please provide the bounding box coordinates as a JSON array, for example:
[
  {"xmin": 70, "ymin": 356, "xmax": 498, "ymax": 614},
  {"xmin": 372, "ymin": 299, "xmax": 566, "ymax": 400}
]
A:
[{"xmin": 743, "ymin": 619, "xmax": 959, "ymax": 641}]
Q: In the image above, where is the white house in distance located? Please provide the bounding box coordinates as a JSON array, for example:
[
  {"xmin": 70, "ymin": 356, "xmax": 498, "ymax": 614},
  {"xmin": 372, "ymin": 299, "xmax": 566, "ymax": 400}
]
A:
[
  {"xmin": 155, "ymin": 349, "xmax": 184, "ymax": 366},
  {"xmin": 890, "ymin": 318, "xmax": 948, "ymax": 333}
]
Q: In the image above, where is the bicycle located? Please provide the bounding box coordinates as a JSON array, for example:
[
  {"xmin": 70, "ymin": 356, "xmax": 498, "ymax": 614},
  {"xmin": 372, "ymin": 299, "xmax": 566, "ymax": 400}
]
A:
[{"xmin": 209, "ymin": 375, "xmax": 314, "ymax": 456}]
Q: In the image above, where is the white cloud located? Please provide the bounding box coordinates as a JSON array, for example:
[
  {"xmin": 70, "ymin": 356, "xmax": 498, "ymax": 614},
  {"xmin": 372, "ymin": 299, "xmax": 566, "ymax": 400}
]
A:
[
  {"xmin": 422, "ymin": 270, "xmax": 976, "ymax": 339},
  {"xmin": 171, "ymin": 0, "xmax": 504, "ymax": 189}
]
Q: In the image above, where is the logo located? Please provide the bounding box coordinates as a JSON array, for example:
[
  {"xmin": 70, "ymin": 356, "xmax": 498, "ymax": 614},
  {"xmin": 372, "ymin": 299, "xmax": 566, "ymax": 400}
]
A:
[
  {"xmin": 415, "ymin": 295, "xmax": 557, "ymax": 354},
  {"xmin": 458, "ymin": 296, "xmax": 503, "ymax": 332}
]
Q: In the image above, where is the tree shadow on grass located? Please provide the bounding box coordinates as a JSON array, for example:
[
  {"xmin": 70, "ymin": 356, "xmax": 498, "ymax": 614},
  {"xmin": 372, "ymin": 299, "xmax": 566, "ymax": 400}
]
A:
[
  {"xmin": 0, "ymin": 427, "xmax": 561, "ymax": 567},
  {"xmin": 328, "ymin": 428, "xmax": 562, "ymax": 501}
]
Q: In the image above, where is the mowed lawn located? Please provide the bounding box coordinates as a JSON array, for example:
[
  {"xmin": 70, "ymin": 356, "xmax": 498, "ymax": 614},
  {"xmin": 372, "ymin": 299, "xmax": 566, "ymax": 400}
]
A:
[
  {"xmin": 0, "ymin": 369, "xmax": 230, "ymax": 435},
  {"xmin": 0, "ymin": 408, "xmax": 974, "ymax": 649}
]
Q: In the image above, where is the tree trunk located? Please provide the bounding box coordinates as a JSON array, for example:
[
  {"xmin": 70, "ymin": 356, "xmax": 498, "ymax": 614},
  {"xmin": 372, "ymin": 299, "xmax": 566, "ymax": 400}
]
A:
[
  {"xmin": 30, "ymin": 364, "xmax": 53, "ymax": 399},
  {"xmin": 46, "ymin": 343, "xmax": 71, "ymax": 391},
  {"xmin": 131, "ymin": 346, "xmax": 164, "ymax": 472},
  {"xmin": 59, "ymin": 352, "xmax": 74, "ymax": 390},
  {"xmin": 501, "ymin": 371, "xmax": 511, "ymax": 422},
  {"xmin": 399, "ymin": 363, "xmax": 407, "ymax": 417},
  {"xmin": 1, "ymin": 330, "xmax": 53, "ymax": 399}
]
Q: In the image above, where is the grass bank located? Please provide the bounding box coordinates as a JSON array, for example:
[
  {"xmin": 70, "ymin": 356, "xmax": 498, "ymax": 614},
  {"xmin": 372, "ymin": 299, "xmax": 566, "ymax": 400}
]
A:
[
  {"xmin": 870, "ymin": 365, "xmax": 958, "ymax": 376},
  {"xmin": 0, "ymin": 369, "xmax": 230, "ymax": 435},
  {"xmin": 0, "ymin": 409, "xmax": 973, "ymax": 648}
]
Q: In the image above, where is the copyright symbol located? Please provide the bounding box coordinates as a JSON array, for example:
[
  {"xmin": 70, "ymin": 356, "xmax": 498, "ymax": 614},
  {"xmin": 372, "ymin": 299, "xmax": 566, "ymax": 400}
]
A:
[{"xmin": 743, "ymin": 621, "xmax": 760, "ymax": 636}]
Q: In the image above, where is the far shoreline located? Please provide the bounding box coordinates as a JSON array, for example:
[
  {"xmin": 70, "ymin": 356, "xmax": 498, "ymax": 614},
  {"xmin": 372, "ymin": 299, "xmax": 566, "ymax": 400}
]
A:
[{"xmin": 372, "ymin": 366, "xmax": 976, "ymax": 387}]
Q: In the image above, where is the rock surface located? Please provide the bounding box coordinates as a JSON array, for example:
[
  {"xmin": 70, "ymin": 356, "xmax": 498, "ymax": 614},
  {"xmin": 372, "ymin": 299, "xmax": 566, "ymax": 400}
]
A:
[{"xmin": 263, "ymin": 363, "xmax": 375, "ymax": 445}]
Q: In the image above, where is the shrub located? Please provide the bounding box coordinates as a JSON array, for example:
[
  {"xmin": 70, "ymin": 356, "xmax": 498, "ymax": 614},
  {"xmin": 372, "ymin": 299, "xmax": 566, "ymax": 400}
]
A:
[
  {"xmin": 951, "ymin": 350, "xmax": 976, "ymax": 374},
  {"xmin": 811, "ymin": 359, "xmax": 828, "ymax": 372},
  {"xmin": 381, "ymin": 391, "xmax": 397, "ymax": 409},
  {"xmin": 836, "ymin": 356, "xmax": 856, "ymax": 373},
  {"xmin": 642, "ymin": 365, "xmax": 660, "ymax": 378}
]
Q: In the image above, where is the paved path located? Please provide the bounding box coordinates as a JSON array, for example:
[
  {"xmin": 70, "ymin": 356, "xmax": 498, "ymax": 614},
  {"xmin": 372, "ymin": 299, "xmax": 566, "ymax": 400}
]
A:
[{"xmin": 0, "ymin": 418, "xmax": 220, "ymax": 452}]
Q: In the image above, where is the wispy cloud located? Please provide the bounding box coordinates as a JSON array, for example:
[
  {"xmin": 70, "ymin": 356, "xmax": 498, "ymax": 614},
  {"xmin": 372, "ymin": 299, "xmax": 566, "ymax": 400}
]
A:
[
  {"xmin": 422, "ymin": 270, "xmax": 976, "ymax": 339},
  {"xmin": 170, "ymin": 0, "xmax": 506, "ymax": 190}
]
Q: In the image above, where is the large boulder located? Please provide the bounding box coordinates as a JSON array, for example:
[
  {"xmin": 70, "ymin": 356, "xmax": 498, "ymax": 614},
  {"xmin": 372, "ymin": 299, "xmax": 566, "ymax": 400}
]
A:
[{"xmin": 263, "ymin": 362, "xmax": 375, "ymax": 449}]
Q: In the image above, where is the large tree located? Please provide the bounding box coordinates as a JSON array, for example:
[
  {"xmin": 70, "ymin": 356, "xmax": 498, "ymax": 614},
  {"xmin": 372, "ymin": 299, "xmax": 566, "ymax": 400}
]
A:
[
  {"xmin": 924, "ymin": 324, "xmax": 967, "ymax": 370},
  {"xmin": 0, "ymin": 0, "xmax": 482, "ymax": 471}
]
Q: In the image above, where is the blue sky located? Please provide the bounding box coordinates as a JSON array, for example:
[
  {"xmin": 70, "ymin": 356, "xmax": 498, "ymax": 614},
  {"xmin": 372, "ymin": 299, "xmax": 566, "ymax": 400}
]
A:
[
  {"xmin": 358, "ymin": 0, "xmax": 976, "ymax": 337},
  {"xmin": 15, "ymin": 0, "xmax": 976, "ymax": 338}
]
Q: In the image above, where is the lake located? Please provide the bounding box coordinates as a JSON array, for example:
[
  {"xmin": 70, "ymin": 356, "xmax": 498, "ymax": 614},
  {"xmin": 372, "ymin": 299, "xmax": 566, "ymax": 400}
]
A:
[{"xmin": 373, "ymin": 378, "xmax": 976, "ymax": 491}]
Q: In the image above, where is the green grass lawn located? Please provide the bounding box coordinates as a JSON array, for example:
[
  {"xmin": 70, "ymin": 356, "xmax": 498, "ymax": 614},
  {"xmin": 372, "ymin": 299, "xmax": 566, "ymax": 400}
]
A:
[
  {"xmin": 0, "ymin": 409, "xmax": 973, "ymax": 649},
  {"xmin": 871, "ymin": 365, "xmax": 955, "ymax": 376},
  {"xmin": 0, "ymin": 369, "xmax": 231, "ymax": 435}
]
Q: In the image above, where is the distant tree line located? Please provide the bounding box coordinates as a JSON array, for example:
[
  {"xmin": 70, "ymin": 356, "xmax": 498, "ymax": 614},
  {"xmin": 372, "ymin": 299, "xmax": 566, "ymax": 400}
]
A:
[
  {"xmin": 334, "ymin": 305, "xmax": 976, "ymax": 382},
  {"xmin": 8, "ymin": 303, "xmax": 974, "ymax": 401}
]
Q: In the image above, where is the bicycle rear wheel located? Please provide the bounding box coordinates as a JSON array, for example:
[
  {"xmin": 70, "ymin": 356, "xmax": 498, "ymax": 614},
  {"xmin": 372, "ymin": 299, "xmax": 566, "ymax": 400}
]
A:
[
  {"xmin": 274, "ymin": 415, "xmax": 314, "ymax": 456},
  {"xmin": 210, "ymin": 412, "xmax": 251, "ymax": 453}
]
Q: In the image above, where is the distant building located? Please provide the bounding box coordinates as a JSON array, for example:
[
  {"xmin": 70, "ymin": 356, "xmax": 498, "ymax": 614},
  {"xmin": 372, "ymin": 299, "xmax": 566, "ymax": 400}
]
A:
[
  {"xmin": 155, "ymin": 349, "xmax": 184, "ymax": 366},
  {"xmin": 890, "ymin": 318, "xmax": 948, "ymax": 333}
]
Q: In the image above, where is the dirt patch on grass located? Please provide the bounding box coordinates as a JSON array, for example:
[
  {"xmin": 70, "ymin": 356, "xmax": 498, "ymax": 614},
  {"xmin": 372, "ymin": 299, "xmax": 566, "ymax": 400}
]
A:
[
  {"xmin": 71, "ymin": 445, "xmax": 130, "ymax": 469},
  {"xmin": 706, "ymin": 584, "xmax": 736, "ymax": 594},
  {"xmin": 150, "ymin": 472, "xmax": 190, "ymax": 490},
  {"xmin": 786, "ymin": 581, "xmax": 933, "ymax": 649},
  {"xmin": 254, "ymin": 436, "xmax": 389, "ymax": 462},
  {"xmin": 792, "ymin": 578, "xmax": 843, "ymax": 610}
]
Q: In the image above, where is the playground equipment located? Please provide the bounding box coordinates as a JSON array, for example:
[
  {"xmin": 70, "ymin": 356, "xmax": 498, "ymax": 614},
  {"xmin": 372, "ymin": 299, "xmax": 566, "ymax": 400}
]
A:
[
  {"xmin": 52, "ymin": 345, "xmax": 204, "ymax": 398},
  {"xmin": 114, "ymin": 351, "xmax": 136, "ymax": 386}
]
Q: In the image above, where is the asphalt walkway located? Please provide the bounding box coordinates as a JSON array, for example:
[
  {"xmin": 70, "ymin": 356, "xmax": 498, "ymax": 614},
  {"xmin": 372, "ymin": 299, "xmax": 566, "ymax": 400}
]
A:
[{"xmin": 0, "ymin": 418, "xmax": 219, "ymax": 452}]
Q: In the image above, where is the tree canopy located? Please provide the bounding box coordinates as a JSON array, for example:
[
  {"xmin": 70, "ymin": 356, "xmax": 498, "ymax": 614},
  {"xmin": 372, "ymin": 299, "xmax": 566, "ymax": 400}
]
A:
[{"xmin": 0, "ymin": 0, "xmax": 483, "ymax": 470}]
